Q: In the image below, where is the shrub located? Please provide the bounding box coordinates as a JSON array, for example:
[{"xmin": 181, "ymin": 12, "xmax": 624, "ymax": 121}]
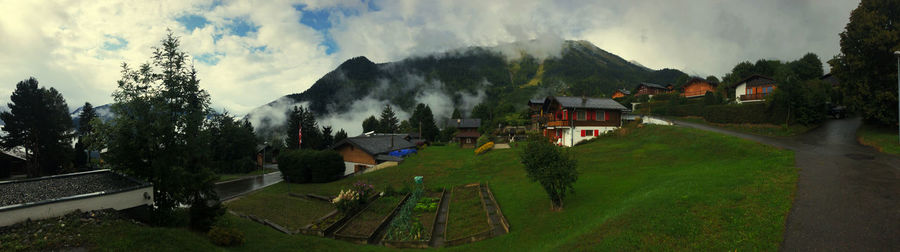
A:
[
  {"xmin": 208, "ymin": 226, "xmax": 245, "ymax": 247},
  {"xmin": 332, "ymin": 181, "xmax": 375, "ymax": 214},
  {"xmin": 474, "ymin": 142, "xmax": 494, "ymax": 155},
  {"xmin": 519, "ymin": 134, "xmax": 578, "ymax": 210},
  {"xmin": 277, "ymin": 149, "xmax": 344, "ymax": 183}
]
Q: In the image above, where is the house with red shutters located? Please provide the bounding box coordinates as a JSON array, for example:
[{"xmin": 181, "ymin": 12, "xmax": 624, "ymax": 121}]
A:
[{"xmin": 538, "ymin": 96, "xmax": 628, "ymax": 147}]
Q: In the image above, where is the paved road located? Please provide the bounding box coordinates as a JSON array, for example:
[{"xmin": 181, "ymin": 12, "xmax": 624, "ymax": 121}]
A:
[
  {"xmin": 672, "ymin": 118, "xmax": 900, "ymax": 251},
  {"xmin": 215, "ymin": 165, "xmax": 283, "ymax": 201}
]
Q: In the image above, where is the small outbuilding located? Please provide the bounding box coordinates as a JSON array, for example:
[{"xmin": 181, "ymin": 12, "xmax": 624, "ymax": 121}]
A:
[
  {"xmin": 331, "ymin": 134, "xmax": 416, "ymax": 175},
  {"xmin": 448, "ymin": 119, "xmax": 482, "ymax": 148}
]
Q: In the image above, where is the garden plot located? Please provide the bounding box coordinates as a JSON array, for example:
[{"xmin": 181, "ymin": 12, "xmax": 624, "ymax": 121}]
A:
[
  {"xmin": 334, "ymin": 194, "xmax": 408, "ymax": 244},
  {"xmin": 446, "ymin": 184, "xmax": 492, "ymax": 243},
  {"xmin": 382, "ymin": 189, "xmax": 445, "ymax": 248}
]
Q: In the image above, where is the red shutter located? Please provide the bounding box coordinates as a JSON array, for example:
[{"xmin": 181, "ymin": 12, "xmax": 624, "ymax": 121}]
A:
[
  {"xmin": 604, "ymin": 111, "xmax": 610, "ymax": 121},
  {"xmin": 595, "ymin": 130, "xmax": 599, "ymax": 136},
  {"xmin": 581, "ymin": 130, "xmax": 585, "ymax": 137},
  {"xmin": 588, "ymin": 110, "xmax": 594, "ymax": 120}
]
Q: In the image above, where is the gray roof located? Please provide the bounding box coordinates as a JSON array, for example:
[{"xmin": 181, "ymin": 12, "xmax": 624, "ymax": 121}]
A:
[
  {"xmin": 617, "ymin": 89, "xmax": 631, "ymax": 95},
  {"xmin": 550, "ymin": 96, "xmax": 628, "ymax": 110},
  {"xmin": 529, "ymin": 99, "xmax": 545, "ymax": 104},
  {"xmin": 447, "ymin": 118, "xmax": 481, "ymax": 129},
  {"xmin": 375, "ymin": 155, "xmax": 404, "ymax": 162},
  {"xmin": 639, "ymin": 82, "xmax": 668, "ymax": 89},
  {"xmin": 332, "ymin": 135, "xmax": 415, "ymax": 156},
  {"xmin": 735, "ymin": 75, "xmax": 776, "ymax": 88}
]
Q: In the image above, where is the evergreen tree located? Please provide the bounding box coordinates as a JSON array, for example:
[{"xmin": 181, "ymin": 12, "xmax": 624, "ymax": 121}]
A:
[
  {"xmin": 104, "ymin": 32, "xmax": 221, "ymax": 229},
  {"xmin": 362, "ymin": 115, "xmax": 379, "ymax": 133},
  {"xmin": 207, "ymin": 113, "xmax": 257, "ymax": 173},
  {"xmin": 379, "ymin": 104, "xmax": 399, "ymax": 133},
  {"xmin": 286, "ymin": 105, "xmax": 322, "ymax": 149},
  {"xmin": 398, "ymin": 120, "xmax": 413, "ymax": 134},
  {"xmin": 0, "ymin": 77, "xmax": 73, "ymax": 177},
  {"xmin": 451, "ymin": 107, "xmax": 462, "ymax": 119},
  {"xmin": 334, "ymin": 128, "xmax": 348, "ymax": 143},
  {"xmin": 321, "ymin": 126, "xmax": 334, "ymax": 148},
  {"xmin": 74, "ymin": 102, "xmax": 98, "ymax": 170}
]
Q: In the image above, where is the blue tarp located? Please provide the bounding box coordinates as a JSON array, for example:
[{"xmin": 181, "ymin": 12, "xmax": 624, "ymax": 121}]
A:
[{"xmin": 388, "ymin": 148, "xmax": 417, "ymax": 157}]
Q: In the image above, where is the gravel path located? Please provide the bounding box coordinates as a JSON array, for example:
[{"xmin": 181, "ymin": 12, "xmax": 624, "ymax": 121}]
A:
[{"xmin": 0, "ymin": 172, "xmax": 139, "ymax": 207}]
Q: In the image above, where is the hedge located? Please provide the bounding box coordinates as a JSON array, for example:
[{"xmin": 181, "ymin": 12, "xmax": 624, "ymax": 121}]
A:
[{"xmin": 277, "ymin": 149, "xmax": 345, "ymax": 183}]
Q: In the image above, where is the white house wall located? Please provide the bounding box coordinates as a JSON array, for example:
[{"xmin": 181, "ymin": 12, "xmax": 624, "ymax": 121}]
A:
[
  {"xmin": 343, "ymin": 162, "xmax": 373, "ymax": 176},
  {"xmin": 0, "ymin": 186, "xmax": 153, "ymax": 227},
  {"xmin": 734, "ymin": 83, "xmax": 746, "ymax": 104},
  {"xmin": 555, "ymin": 126, "xmax": 618, "ymax": 147}
]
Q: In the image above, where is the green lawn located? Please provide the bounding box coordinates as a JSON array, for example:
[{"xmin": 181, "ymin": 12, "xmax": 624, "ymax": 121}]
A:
[
  {"xmin": 225, "ymin": 182, "xmax": 335, "ymax": 231},
  {"xmin": 217, "ymin": 168, "xmax": 278, "ymax": 183},
  {"xmin": 857, "ymin": 123, "xmax": 900, "ymax": 155},
  {"xmin": 62, "ymin": 125, "xmax": 795, "ymax": 251},
  {"xmin": 673, "ymin": 116, "xmax": 816, "ymax": 137}
]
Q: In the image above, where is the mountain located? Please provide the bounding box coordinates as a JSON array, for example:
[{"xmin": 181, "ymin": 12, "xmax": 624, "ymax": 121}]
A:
[
  {"xmin": 245, "ymin": 40, "xmax": 688, "ymax": 136},
  {"xmin": 70, "ymin": 104, "xmax": 113, "ymax": 129}
]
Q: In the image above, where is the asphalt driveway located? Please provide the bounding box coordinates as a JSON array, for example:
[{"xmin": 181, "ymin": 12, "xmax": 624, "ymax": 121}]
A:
[{"xmin": 671, "ymin": 117, "xmax": 900, "ymax": 251}]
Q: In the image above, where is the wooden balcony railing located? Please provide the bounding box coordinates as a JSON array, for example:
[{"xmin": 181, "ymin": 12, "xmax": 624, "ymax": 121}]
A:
[
  {"xmin": 682, "ymin": 90, "xmax": 709, "ymax": 98},
  {"xmin": 740, "ymin": 93, "xmax": 769, "ymax": 101},
  {"xmin": 547, "ymin": 120, "xmax": 569, "ymax": 127}
]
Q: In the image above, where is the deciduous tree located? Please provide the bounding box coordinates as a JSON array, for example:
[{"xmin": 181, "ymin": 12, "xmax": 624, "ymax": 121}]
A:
[{"xmin": 519, "ymin": 134, "xmax": 578, "ymax": 211}]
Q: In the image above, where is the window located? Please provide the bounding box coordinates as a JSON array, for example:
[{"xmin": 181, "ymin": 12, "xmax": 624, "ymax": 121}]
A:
[
  {"xmin": 596, "ymin": 111, "xmax": 606, "ymax": 121},
  {"xmin": 583, "ymin": 130, "xmax": 594, "ymax": 136},
  {"xmin": 577, "ymin": 110, "xmax": 586, "ymax": 121},
  {"xmin": 466, "ymin": 138, "xmax": 472, "ymax": 143}
]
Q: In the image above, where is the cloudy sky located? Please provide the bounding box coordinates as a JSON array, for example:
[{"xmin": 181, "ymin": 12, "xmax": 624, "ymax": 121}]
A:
[{"xmin": 0, "ymin": 0, "xmax": 859, "ymax": 115}]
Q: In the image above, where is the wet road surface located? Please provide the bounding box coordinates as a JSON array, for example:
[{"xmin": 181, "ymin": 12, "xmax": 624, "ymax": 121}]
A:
[
  {"xmin": 672, "ymin": 117, "xmax": 900, "ymax": 251},
  {"xmin": 214, "ymin": 167, "xmax": 283, "ymax": 201}
]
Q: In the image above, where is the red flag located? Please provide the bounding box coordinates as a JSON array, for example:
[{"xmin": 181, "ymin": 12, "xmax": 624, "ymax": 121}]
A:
[{"xmin": 298, "ymin": 124, "xmax": 303, "ymax": 147}]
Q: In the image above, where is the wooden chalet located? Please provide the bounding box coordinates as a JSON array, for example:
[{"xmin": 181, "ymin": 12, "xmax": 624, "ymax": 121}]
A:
[
  {"xmin": 331, "ymin": 134, "xmax": 416, "ymax": 175},
  {"xmin": 611, "ymin": 89, "xmax": 631, "ymax": 99},
  {"xmin": 732, "ymin": 75, "xmax": 776, "ymax": 103},
  {"xmin": 539, "ymin": 96, "xmax": 628, "ymax": 147},
  {"xmin": 528, "ymin": 99, "xmax": 545, "ymax": 130},
  {"xmin": 448, "ymin": 118, "xmax": 481, "ymax": 148},
  {"xmin": 681, "ymin": 78, "xmax": 718, "ymax": 98},
  {"xmin": 634, "ymin": 82, "xmax": 672, "ymax": 96}
]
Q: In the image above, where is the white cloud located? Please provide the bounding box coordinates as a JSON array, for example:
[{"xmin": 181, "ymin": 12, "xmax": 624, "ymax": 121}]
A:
[{"xmin": 0, "ymin": 0, "xmax": 859, "ymax": 119}]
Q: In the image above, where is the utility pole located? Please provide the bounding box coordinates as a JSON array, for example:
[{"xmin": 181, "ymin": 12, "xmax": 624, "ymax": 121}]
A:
[{"xmin": 895, "ymin": 51, "xmax": 900, "ymax": 143}]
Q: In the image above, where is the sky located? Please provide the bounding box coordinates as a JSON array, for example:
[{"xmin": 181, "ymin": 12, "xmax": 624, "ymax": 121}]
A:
[{"xmin": 0, "ymin": 0, "xmax": 860, "ymax": 116}]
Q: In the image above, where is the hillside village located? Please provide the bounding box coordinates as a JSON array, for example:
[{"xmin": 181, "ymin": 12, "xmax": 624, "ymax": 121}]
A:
[{"xmin": 1, "ymin": 1, "xmax": 899, "ymax": 251}]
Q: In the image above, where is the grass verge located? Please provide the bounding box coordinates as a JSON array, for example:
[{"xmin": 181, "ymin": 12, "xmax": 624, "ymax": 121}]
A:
[
  {"xmin": 673, "ymin": 116, "xmax": 816, "ymax": 137},
  {"xmin": 857, "ymin": 123, "xmax": 900, "ymax": 155}
]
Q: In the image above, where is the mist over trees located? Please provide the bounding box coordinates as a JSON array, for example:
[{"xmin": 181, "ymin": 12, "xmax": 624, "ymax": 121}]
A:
[{"xmin": 0, "ymin": 77, "xmax": 73, "ymax": 177}]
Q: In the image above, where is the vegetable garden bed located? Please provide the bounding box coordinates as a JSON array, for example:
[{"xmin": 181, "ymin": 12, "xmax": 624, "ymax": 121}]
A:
[
  {"xmin": 382, "ymin": 189, "xmax": 445, "ymax": 248},
  {"xmin": 334, "ymin": 194, "xmax": 409, "ymax": 244},
  {"xmin": 446, "ymin": 184, "xmax": 491, "ymax": 243}
]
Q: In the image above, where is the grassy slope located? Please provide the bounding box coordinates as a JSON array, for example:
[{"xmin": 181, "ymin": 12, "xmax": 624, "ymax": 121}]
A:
[
  {"xmin": 446, "ymin": 185, "xmax": 491, "ymax": 240},
  {"xmin": 225, "ymin": 184, "xmax": 334, "ymax": 231},
  {"xmin": 83, "ymin": 125, "xmax": 796, "ymax": 251},
  {"xmin": 674, "ymin": 116, "xmax": 816, "ymax": 137},
  {"xmin": 857, "ymin": 124, "xmax": 900, "ymax": 155}
]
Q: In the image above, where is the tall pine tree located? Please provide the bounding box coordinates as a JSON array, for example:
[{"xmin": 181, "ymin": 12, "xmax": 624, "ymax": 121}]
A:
[
  {"xmin": 0, "ymin": 77, "xmax": 73, "ymax": 177},
  {"xmin": 379, "ymin": 104, "xmax": 399, "ymax": 133}
]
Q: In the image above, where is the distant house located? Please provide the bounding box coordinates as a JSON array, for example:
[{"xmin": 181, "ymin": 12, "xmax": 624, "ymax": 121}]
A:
[
  {"xmin": 681, "ymin": 78, "xmax": 718, "ymax": 98},
  {"xmin": 0, "ymin": 149, "xmax": 26, "ymax": 179},
  {"xmin": 820, "ymin": 73, "xmax": 840, "ymax": 88},
  {"xmin": 528, "ymin": 99, "xmax": 545, "ymax": 130},
  {"xmin": 331, "ymin": 134, "xmax": 416, "ymax": 175},
  {"xmin": 611, "ymin": 89, "xmax": 631, "ymax": 99},
  {"xmin": 732, "ymin": 75, "xmax": 776, "ymax": 103},
  {"xmin": 539, "ymin": 96, "xmax": 628, "ymax": 147},
  {"xmin": 634, "ymin": 82, "xmax": 671, "ymax": 96},
  {"xmin": 448, "ymin": 118, "xmax": 481, "ymax": 148}
]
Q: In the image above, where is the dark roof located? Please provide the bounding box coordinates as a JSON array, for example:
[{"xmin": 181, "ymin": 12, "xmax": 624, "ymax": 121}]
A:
[
  {"xmin": 615, "ymin": 89, "xmax": 631, "ymax": 95},
  {"xmin": 528, "ymin": 99, "xmax": 544, "ymax": 104},
  {"xmin": 734, "ymin": 75, "xmax": 776, "ymax": 88},
  {"xmin": 638, "ymin": 82, "xmax": 668, "ymax": 90},
  {"xmin": 548, "ymin": 96, "xmax": 628, "ymax": 110},
  {"xmin": 447, "ymin": 118, "xmax": 481, "ymax": 129},
  {"xmin": 332, "ymin": 135, "xmax": 415, "ymax": 156}
]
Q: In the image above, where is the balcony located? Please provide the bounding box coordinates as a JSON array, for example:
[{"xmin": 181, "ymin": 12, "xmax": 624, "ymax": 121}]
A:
[
  {"xmin": 740, "ymin": 93, "xmax": 769, "ymax": 101},
  {"xmin": 683, "ymin": 90, "xmax": 708, "ymax": 98},
  {"xmin": 546, "ymin": 120, "xmax": 569, "ymax": 127}
]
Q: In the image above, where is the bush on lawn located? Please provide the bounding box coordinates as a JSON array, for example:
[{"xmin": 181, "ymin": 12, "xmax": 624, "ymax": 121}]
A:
[
  {"xmin": 519, "ymin": 134, "xmax": 578, "ymax": 211},
  {"xmin": 208, "ymin": 226, "xmax": 245, "ymax": 247},
  {"xmin": 277, "ymin": 149, "xmax": 344, "ymax": 183}
]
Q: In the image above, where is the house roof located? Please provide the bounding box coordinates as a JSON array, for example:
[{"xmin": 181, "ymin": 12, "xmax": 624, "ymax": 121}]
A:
[
  {"xmin": 331, "ymin": 135, "xmax": 416, "ymax": 156},
  {"xmin": 548, "ymin": 96, "xmax": 628, "ymax": 110},
  {"xmin": 528, "ymin": 98, "xmax": 544, "ymax": 104},
  {"xmin": 375, "ymin": 155, "xmax": 404, "ymax": 162},
  {"xmin": 447, "ymin": 118, "xmax": 481, "ymax": 129},
  {"xmin": 734, "ymin": 75, "xmax": 776, "ymax": 88},
  {"xmin": 615, "ymin": 89, "xmax": 631, "ymax": 95},
  {"xmin": 684, "ymin": 77, "xmax": 718, "ymax": 87},
  {"xmin": 638, "ymin": 82, "xmax": 668, "ymax": 90}
]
